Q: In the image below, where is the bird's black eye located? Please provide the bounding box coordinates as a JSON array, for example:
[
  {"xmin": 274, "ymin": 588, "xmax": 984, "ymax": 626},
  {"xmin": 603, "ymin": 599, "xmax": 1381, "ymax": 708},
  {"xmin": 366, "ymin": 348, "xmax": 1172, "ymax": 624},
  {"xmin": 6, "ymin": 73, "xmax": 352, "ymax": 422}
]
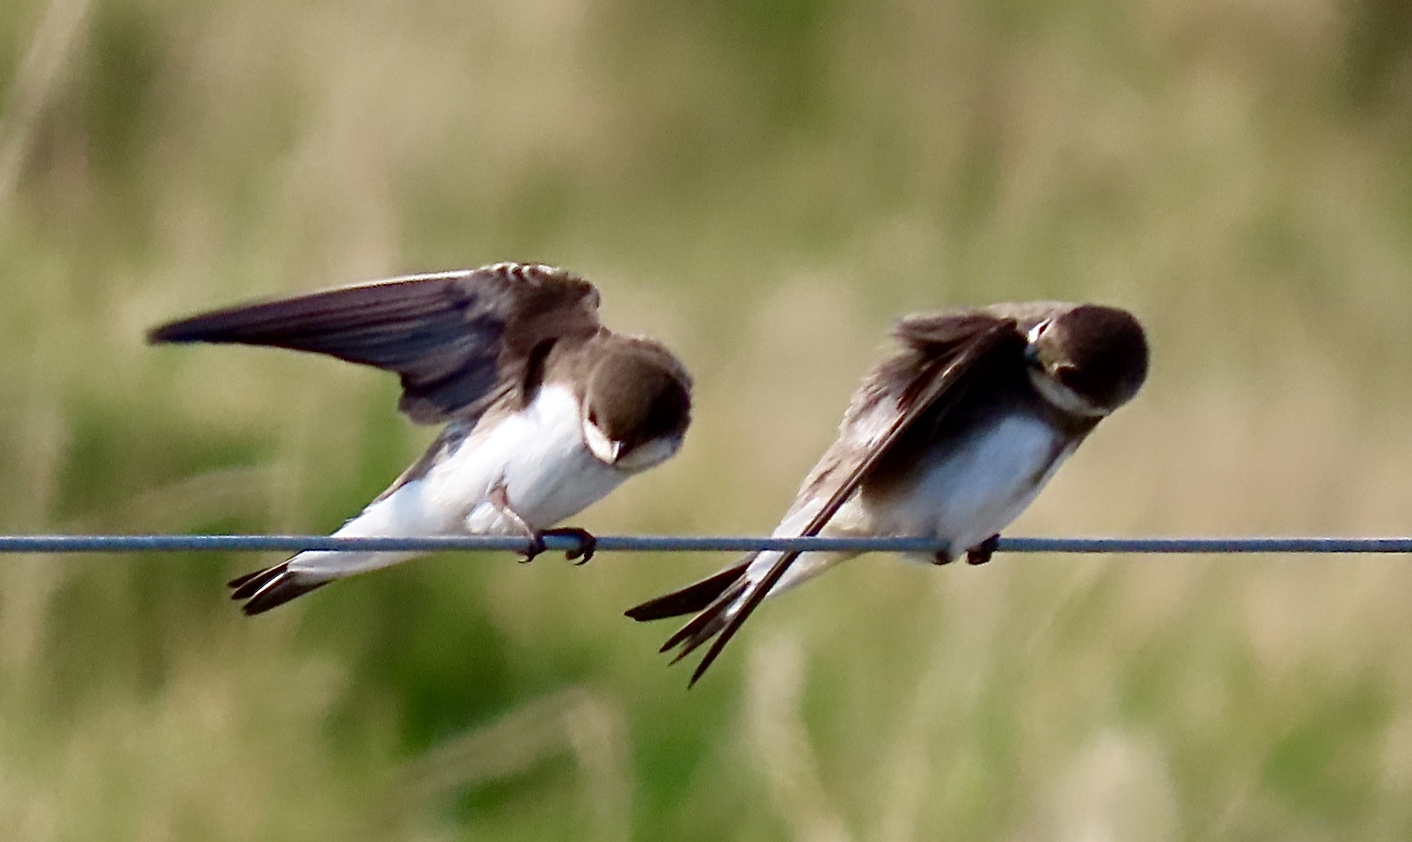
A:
[{"xmin": 1053, "ymin": 365, "xmax": 1082, "ymax": 391}]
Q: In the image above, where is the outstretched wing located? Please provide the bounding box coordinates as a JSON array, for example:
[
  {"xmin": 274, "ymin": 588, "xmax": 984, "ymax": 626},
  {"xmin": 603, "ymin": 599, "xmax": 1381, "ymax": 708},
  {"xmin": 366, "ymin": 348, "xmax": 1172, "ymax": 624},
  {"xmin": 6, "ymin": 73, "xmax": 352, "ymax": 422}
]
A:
[
  {"xmin": 148, "ymin": 263, "xmax": 602, "ymax": 424},
  {"xmin": 632, "ymin": 310, "xmax": 1022, "ymax": 685}
]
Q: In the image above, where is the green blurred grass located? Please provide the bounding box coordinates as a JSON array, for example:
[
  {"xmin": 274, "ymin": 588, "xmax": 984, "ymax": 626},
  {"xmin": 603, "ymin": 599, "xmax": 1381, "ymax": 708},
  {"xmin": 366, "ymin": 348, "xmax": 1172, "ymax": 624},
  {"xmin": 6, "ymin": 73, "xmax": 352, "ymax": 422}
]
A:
[{"xmin": 4, "ymin": 0, "xmax": 1412, "ymax": 838}]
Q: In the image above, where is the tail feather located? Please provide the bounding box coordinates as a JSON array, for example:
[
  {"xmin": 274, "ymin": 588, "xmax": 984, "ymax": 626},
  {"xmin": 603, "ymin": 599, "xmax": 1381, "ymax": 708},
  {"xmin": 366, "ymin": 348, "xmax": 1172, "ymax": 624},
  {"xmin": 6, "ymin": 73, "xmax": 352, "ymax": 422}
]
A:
[
  {"xmin": 628, "ymin": 546, "xmax": 854, "ymax": 686},
  {"xmin": 624, "ymin": 558, "xmax": 756, "ymax": 684},
  {"xmin": 228, "ymin": 561, "xmax": 327, "ymax": 615},
  {"xmin": 624, "ymin": 559, "xmax": 752, "ymax": 622},
  {"xmin": 226, "ymin": 567, "xmax": 270, "ymax": 593},
  {"xmin": 662, "ymin": 575, "xmax": 750, "ymax": 659}
]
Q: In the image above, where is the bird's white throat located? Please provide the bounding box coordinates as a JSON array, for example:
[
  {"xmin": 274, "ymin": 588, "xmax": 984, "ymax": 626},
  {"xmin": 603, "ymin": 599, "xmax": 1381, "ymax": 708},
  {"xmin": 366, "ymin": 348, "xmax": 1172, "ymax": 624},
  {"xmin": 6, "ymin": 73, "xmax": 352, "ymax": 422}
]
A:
[
  {"xmin": 583, "ymin": 419, "xmax": 620, "ymax": 464},
  {"xmin": 581, "ymin": 416, "xmax": 682, "ymax": 474},
  {"xmin": 1026, "ymin": 366, "xmax": 1107, "ymax": 418}
]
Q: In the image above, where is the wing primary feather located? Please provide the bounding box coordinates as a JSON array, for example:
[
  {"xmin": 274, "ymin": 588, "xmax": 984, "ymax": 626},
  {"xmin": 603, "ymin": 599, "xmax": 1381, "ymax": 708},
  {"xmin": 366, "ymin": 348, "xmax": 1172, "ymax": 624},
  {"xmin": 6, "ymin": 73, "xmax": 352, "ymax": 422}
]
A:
[
  {"xmin": 147, "ymin": 276, "xmax": 471, "ymax": 346},
  {"xmin": 680, "ymin": 319, "xmax": 1016, "ymax": 683},
  {"xmin": 148, "ymin": 263, "xmax": 602, "ymax": 425}
]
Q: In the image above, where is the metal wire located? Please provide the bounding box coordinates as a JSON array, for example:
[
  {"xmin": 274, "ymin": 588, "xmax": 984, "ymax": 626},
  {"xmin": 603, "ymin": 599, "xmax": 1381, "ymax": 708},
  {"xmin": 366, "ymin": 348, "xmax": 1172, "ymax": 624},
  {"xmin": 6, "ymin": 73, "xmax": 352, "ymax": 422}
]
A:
[{"xmin": 0, "ymin": 534, "xmax": 1411, "ymax": 554}]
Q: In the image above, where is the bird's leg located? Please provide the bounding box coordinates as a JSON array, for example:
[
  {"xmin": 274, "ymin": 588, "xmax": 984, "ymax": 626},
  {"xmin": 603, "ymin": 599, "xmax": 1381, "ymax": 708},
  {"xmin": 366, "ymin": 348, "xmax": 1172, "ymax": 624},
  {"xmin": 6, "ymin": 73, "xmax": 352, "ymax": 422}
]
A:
[
  {"xmin": 488, "ymin": 483, "xmax": 546, "ymax": 562},
  {"xmin": 486, "ymin": 484, "xmax": 596, "ymax": 564},
  {"xmin": 966, "ymin": 534, "xmax": 1000, "ymax": 566},
  {"xmin": 932, "ymin": 548, "xmax": 955, "ymax": 565},
  {"xmin": 539, "ymin": 527, "xmax": 597, "ymax": 565}
]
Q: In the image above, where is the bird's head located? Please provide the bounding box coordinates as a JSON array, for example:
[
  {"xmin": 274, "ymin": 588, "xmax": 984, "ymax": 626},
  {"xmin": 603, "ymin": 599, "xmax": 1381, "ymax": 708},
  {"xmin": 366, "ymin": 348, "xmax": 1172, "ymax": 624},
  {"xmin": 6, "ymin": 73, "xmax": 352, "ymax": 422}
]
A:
[
  {"xmin": 1024, "ymin": 304, "xmax": 1149, "ymax": 417},
  {"xmin": 581, "ymin": 340, "xmax": 692, "ymax": 472}
]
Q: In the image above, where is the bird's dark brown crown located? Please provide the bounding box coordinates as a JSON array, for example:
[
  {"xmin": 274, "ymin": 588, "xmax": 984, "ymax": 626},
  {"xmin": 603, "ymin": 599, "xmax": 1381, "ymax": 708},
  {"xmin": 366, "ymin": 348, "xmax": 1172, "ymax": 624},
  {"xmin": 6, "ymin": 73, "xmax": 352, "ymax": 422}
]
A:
[
  {"xmin": 585, "ymin": 343, "xmax": 692, "ymax": 451},
  {"xmin": 1037, "ymin": 305, "xmax": 1149, "ymax": 411}
]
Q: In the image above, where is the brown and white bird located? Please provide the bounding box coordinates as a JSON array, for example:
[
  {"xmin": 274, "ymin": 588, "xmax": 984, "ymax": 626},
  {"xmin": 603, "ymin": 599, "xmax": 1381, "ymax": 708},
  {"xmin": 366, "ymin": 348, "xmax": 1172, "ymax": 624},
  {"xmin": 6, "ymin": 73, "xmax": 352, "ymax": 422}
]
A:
[
  {"xmin": 149, "ymin": 263, "xmax": 692, "ymax": 614},
  {"xmin": 626, "ymin": 302, "xmax": 1147, "ymax": 685}
]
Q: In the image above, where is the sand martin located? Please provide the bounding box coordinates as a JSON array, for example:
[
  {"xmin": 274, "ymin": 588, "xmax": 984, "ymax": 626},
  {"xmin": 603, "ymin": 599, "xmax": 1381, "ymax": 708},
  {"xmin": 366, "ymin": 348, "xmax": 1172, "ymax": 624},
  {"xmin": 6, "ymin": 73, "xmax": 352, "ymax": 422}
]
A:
[
  {"xmin": 149, "ymin": 262, "xmax": 692, "ymax": 614},
  {"xmin": 626, "ymin": 302, "xmax": 1147, "ymax": 684}
]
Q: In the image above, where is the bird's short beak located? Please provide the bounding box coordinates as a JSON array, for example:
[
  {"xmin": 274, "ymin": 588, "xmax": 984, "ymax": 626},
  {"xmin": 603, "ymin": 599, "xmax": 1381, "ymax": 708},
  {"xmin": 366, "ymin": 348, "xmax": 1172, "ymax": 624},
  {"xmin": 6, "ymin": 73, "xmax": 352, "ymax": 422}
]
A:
[
  {"xmin": 1024, "ymin": 320, "xmax": 1049, "ymax": 366},
  {"xmin": 584, "ymin": 419, "xmax": 623, "ymax": 465}
]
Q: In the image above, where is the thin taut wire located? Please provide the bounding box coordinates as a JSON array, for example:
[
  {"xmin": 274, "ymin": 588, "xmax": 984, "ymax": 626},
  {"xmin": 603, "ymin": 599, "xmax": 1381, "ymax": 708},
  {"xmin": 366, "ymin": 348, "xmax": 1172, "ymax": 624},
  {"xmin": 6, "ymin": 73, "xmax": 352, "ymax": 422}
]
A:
[{"xmin": 0, "ymin": 535, "xmax": 1411, "ymax": 554}]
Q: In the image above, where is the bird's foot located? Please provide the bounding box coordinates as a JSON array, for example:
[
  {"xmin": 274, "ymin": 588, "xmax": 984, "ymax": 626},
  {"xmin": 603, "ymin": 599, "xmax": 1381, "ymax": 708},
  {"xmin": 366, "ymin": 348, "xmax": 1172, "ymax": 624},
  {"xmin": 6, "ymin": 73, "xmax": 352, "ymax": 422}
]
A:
[
  {"xmin": 486, "ymin": 482, "xmax": 550, "ymax": 563},
  {"xmin": 518, "ymin": 532, "xmax": 548, "ymax": 563},
  {"xmin": 966, "ymin": 534, "xmax": 1000, "ymax": 566},
  {"xmin": 515, "ymin": 528, "xmax": 597, "ymax": 564},
  {"xmin": 540, "ymin": 527, "xmax": 597, "ymax": 564},
  {"xmin": 932, "ymin": 549, "xmax": 954, "ymax": 565}
]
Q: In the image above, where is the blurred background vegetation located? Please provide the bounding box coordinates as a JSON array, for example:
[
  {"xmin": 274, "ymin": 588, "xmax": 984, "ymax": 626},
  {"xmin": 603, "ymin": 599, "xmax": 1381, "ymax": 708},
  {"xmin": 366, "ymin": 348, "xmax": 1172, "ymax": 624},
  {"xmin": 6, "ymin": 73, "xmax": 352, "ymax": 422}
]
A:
[{"xmin": 3, "ymin": 0, "xmax": 1412, "ymax": 838}]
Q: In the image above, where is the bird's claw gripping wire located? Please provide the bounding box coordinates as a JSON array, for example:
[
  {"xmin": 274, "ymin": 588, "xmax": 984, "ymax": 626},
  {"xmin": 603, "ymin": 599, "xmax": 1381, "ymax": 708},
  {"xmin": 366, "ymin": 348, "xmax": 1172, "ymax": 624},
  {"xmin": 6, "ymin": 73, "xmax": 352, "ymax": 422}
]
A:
[
  {"xmin": 486, "ymin": 483, "xmax": 593, "ymax": 564},
  {"xmin": 543, "ymin": 527, "xmax": 597, "ymax": 564},
  {"xmin": 517, "ymin": 527, "xmax": 597, "ymax": 564},
  {"xmin": 966, "ymin": 534, "xmax": 1000, "ymax": 565}
]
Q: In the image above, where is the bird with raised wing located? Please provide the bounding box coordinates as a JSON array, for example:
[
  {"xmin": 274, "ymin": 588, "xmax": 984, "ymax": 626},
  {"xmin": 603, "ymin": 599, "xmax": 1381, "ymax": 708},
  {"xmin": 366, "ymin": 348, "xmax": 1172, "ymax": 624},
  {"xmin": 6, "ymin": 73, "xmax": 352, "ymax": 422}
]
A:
[
  {"xmin": 626, "ymin": 302, "xmax": 1147, "ymax": 685},
  {"xmin": 150, "ymin": 263, "xmax": 692, "ymax": 614}
]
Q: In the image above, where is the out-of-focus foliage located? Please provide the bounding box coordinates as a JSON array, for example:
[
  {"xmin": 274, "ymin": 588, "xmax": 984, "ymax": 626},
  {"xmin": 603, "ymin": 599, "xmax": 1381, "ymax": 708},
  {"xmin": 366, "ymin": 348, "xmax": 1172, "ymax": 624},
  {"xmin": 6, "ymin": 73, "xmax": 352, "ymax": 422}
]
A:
[{"xmin": 3, "ymin": 0, "xmax": 1412, "ymax": 839}]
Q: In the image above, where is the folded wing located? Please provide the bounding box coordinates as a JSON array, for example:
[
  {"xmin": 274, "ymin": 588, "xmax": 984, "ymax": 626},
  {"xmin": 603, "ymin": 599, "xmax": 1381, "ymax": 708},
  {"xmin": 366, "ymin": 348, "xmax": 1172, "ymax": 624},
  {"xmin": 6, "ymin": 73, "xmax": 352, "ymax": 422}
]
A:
[{"xmin": 628, "ymin": 310, "xmax": 1024, "ymax": 685}]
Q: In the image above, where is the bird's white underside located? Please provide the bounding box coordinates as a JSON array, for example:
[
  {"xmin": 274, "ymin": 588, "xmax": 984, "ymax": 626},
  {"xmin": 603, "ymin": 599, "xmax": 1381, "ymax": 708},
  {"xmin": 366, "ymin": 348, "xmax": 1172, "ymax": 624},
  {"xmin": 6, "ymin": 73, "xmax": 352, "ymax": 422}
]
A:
[
  {"xmin": 740, "ymin": 410, "xmax": 1073, "ymax": 604},
  {"xmin": 288, "ymin": 384, "xmax": 630, "ymax": 580}
]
